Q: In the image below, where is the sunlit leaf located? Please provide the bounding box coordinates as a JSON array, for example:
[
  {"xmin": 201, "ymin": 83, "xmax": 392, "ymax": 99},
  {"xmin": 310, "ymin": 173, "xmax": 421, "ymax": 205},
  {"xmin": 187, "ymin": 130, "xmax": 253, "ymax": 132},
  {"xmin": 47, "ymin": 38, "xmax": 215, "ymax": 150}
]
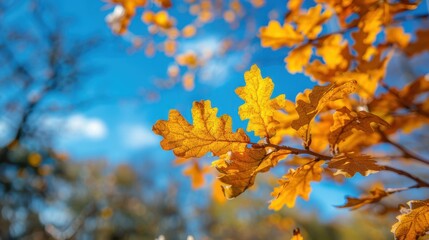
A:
[
  {"xmin": 269, "ymin": 160, "xmax": 324, "ymax": 210},
  {"xmin": 153, "ymin": 100, "xmax": 250, "ymax": 158},
  {"xmin": 337, "ymin": 188, "xmax": 389, "ymax": 210},
  {"xmin": 328, "ymin": 152, "xmax": 383, "ymax": 177},
  {"xmin": 285, "ymin": 45, "xmax": 312, "ymax": 73},
  {"xmin": 392, "ymin": 200, "xmax": 429, "ymax": 240},
  {"xmin": 236, "ymin": 64, "xmax": 287, "ymax": 138},
  {"xmin": 259, "ymin": 20, "xmax": 304, "ymax": 50},
  {"xmin": 216, "ymin": 148, "xmax": 289, "ymax": 199},
  {"xmin": 291, "ymin": 81, "xmax": 357, "ymax": 147},
  {"xmin": 329, "ymin": 107, "xmax": 389, "ymax": 150}
]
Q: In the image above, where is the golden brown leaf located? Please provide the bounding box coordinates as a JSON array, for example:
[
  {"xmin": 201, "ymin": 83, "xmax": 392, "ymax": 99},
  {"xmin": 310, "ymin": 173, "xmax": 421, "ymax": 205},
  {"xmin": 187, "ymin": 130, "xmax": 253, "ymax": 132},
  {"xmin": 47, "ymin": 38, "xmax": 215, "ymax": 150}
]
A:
[
  {"xmin": 216, "ymin": 148, "xmax": 289, "ymax": 199},
  {"xmin": 337, "ymin": 188, "xmax": 388, "ymax": 210},
  {"xmin": 259, "ymin": 20, "xmax": 304, "ymax": 50},
  {"xmin": 329, "ymin": 107, "xmax": 389, "ymax": 150},
  {"xmin": 328, "ymin": 152, "xmax": 383, "ymax": 177},
  {"xmin": 285, "ymin": 45, "xmax": 313, "ymax": 73},
  {"xmin": 404, "ymin": 29, "xmax": 429, "ymax": 56},
  {"xmin": 269, "ymin": 160, "xmax": 324, "ymax": 210},
  {"xmin": 392, "ymin": 200, "xmax": 429, "ymax": 240},
  {"xmin": 216, "ymin": 148, "xmax": 265, "ymax": 198},
  {"xmin": 291, "ymin": 81, "xmax": 357, "ymax": 147},
  {"xmin": 152, "ymin": 100, "xmax": 249, "ymax": 158},
  {"xmin": 236, "ymin": 64, "xmax": 287, "ymax": 138}
]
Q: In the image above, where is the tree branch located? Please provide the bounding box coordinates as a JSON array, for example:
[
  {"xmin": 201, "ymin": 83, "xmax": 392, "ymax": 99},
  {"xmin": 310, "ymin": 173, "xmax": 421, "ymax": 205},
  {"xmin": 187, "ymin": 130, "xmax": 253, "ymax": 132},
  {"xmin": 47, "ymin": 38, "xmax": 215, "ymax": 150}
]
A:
[{"xmin": 378, "ymin": 130, "xmax": 429, "ymax": 166}]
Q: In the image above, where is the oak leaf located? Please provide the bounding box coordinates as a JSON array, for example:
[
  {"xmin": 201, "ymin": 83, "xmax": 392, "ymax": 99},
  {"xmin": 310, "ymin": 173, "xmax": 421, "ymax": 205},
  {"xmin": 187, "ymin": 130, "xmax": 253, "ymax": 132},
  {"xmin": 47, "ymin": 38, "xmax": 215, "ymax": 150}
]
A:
[
  {"xmin": 216, "ymin": 148, "xmax": 289, "ymax": 199},
  {"xmin": 152, "ymin": 100, "xmax": 249, "ymax": 158},
  {"xmin": 329, "ymin": 107, "xmax": 389, "ymax": 150},
  {"xmin": 296, "ymin": 4, "xmax": 332, "ymax": 39},
  {"xmin": 269, "ymin": 160, "xmax": 324, "ymax": 210},
  {"xmin": 236, "ymin": 64, "xmax": 287, "ymax": 138},
  {"xmin": 285, "ymin": 45, "xmax": 313, "ymax": 73},
  {"xmin": 183, "ymin": 161, "xmax": 210, "ymax": 189},
  {"xmin": 337, "ymin": 188, "xmax": 388, "ymax": 210},
  {"xmin": 291, "ymin": 81, "xmax": 357, "ymax": 147},
  {"xmin": 386, "ymin": 26, "xmax": 411, "ymax": 48},
  {"xmin": 327, "ymin": 152, "xmax": 383, "ymax": 177},
  {"xmin": 392, "ymin": 200, "xmax": 429, "ymax": 240},
  {"xmin": 315, "ymin": 34, "xmax": 350, "ymax": 70},
  {"xmin": 259, "ymin": 20, "xmax": 304, "ymax": 50}
]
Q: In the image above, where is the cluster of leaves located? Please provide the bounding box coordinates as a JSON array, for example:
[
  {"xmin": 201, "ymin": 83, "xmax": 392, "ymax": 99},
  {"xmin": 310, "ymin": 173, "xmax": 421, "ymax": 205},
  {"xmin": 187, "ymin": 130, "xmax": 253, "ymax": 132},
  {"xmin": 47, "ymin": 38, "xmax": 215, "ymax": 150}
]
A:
[
  {"xmin": 153, "ymin": 0, "xmax": 429, "ymax": 239},
  {"xmin": 105, "ymin": 0, "xmax": 267, "ymax": 91}
]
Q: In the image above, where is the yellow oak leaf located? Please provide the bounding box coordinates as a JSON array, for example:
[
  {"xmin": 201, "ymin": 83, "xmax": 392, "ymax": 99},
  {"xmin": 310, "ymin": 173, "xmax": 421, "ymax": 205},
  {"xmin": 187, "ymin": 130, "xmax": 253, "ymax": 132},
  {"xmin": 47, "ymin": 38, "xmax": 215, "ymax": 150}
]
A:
[
  {"xmin": 269, "ymin": 160, "xmax": 324, "ymax": 210},
  {"xmin": 259, "ymin": 20, "xmax": 304, "ymax": 50},
  {"xmin": 392, "ymin": 200, "xmax": 429, "ymax": 240},
  {"xmin": 152, "ymin": 100, "xmax": 250, "ymax": 158},
  {"xmin": 386, "ymin": 26, "xmax": 410, "ymax": 48},
  {"xmin": 329, "ymin": 107, "xmax": 389, "ymax": 150},
  {"xmin": 337, "ymin": 131, "xmax": 381, "ymax": 153},
  {"xmin": 285, "ymin": 44, "xmax": 313, "ymax": 73},
  {"xmin": 285, "ymin": 0, "xmax": 303, "ymax": 22},
  {"xmin": 296, "ymin": 4, "xmax": 332, "ymax": 39},
  {"xmin": 316, "ymin": 34, "xmax": 350, "ymax": 70},
  {"xmin": 359, "ymin": 9, "xmax": 383, "ymax": 44},
  {"xmin": 183, "ymin": 161, "xmax": 210, "ymax": 189},
  {"xmin": 291, "ymin": 228, "xmax": 304, "ymax": 240},
  {"xmin": 327, "ymin": 152, "xmax": 383, "ymax": 177},
  {"xmin": 236, "ymin": 64, "xmax": 287, "ymax": 138},
  {"xmin": 217, "ymin": 148, "xmax": 289, "ymax": 199},
  {"xmin": 269, "ymin": 102, "xmax": 298, "ymax": 144},
  {"xmin": 291, "ymin": 81, "xmax": 357, "ymax": 147},
  {"xmin": 337, "ymin": 188, "xmax": 388, "ymax": 210}
]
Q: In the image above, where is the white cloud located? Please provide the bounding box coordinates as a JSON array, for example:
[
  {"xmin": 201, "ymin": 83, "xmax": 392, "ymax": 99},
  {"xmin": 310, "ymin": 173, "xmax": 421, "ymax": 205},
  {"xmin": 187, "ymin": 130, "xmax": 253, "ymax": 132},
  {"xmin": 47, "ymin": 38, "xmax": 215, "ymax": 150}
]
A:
[
  {"xmin": 66, "ymin": 115, "xmax": 107, "ymax": 139},
  {"xmin": 121, "ymin": 124, "xmax": 159, "ymax": 149},
  {"xmin": 179, "ymin": 37, "xmax": 242, "ymax": 87},
  {"xmin": 43, "ymin": 114, "xmax": 107, "ymax": 140}
]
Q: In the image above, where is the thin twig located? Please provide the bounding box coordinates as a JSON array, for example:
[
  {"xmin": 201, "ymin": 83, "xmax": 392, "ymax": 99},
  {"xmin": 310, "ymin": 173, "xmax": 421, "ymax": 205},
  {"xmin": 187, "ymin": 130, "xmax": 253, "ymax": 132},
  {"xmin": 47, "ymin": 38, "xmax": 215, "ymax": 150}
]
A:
[
  {"xmin": 383, "ymin": 165, "xmax": 429, "ymax": 187},
  {"xmin": 378, "ymin": 130, "xmax": 429, "ymax": 166},
  {"xmin": 258, "ymin": 143, "xmax": 333, "ymax": 160}
]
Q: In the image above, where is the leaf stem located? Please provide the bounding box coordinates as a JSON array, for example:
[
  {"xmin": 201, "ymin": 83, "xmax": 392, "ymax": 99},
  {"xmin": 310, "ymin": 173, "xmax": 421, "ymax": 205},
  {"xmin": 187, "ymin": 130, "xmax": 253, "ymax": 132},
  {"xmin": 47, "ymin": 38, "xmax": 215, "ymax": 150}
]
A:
[{"xmin": 257, "ymin": 143, "xmax": 333, "ymax": 160}]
